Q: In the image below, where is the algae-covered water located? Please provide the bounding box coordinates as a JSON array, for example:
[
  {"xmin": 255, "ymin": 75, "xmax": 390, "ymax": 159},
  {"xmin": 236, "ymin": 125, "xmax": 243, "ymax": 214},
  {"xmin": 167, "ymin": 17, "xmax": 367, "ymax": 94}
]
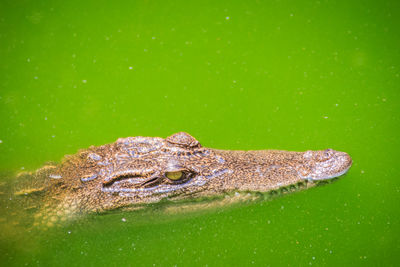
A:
[{"xmin": 1, "ymin": 0, "xmax": 399, "ymax": 266}]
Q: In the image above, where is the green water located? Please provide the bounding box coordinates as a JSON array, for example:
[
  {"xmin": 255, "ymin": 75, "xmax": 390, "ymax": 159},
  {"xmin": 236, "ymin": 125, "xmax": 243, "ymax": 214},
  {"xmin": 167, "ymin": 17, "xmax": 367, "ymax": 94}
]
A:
[{"xmin": 1, "ymin": 0, "xmax": 399, "ymax": 266}]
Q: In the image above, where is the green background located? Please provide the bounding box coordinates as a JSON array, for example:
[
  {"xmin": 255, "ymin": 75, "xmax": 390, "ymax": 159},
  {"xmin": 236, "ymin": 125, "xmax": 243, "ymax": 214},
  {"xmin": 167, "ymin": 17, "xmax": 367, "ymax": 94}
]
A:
[{"xmin": 0, "ymin": 0, "xmax": 399, "ymax": 266}]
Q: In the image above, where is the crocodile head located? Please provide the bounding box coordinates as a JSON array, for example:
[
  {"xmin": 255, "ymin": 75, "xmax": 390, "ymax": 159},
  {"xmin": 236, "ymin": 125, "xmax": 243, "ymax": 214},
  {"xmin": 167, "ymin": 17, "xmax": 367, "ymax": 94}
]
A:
[
  {"xmin": 10, "ymin": 132, "xmax": 352, "ymax": 227},
  {"xmin": 52, "ymin": 132, "xmax": 230, "ymax": 211}
]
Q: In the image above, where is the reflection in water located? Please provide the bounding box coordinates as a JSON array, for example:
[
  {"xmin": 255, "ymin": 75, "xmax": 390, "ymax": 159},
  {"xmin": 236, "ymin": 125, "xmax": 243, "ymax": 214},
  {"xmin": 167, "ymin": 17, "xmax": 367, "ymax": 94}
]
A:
[{"xmin": 0, "ymin": 171, "xmax": 41, "ymax": 262}]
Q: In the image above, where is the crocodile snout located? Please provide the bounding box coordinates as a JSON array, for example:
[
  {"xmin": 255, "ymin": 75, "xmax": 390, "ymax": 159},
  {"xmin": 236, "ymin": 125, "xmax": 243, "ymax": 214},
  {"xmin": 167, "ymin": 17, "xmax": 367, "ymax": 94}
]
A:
[{"xmin": 301, "ymin": 149, "xmax": 352, "ymax": 180}]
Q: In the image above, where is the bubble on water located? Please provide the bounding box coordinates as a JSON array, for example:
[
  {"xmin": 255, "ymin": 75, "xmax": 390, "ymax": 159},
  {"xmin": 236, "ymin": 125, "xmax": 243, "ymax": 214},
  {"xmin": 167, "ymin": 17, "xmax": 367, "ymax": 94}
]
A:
[{"xmin": 82, "ymin": 80, "xmax": 87, "ymax": 83}]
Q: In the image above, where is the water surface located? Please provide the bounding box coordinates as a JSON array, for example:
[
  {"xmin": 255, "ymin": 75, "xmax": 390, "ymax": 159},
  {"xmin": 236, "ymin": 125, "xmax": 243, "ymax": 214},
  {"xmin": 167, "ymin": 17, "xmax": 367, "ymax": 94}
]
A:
[{"xmin": 0, "ymin": 0, "xmax": 399, "ymax": 266}]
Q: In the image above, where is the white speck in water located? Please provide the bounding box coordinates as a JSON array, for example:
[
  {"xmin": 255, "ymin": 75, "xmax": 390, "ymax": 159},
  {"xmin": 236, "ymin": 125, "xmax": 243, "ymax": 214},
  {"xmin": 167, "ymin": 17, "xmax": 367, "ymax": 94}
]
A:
[
  {"xmin": 82, "ymin": 80, "xmax": 87, "ymax": 83},
  {"xmin": 144, "ymin": 49, "xmax": 148, "ymax": 52},
  {"xmin": 51, "ymin": 135, "xmax": 55, "ymax": 138},
  {"xmin": 225, "ymin": 16, "xmax": 230, "ymax": 20},
  {"xmin": 152, "ymin": 36, "xmax": 156, "ymax": 40},
  {"xmin": 335, "ymin": 103, "xmax": 339, "ymax": 107},
  {"xmin": 233, "ymin": 80, "xmax": 236, "ymax": 83},
  {"xmin": 361, "ymin": 170, "xmax": 365, "ymax": 174},
  {"xmin": 129, "ymin": 66, "xmax": 133, "ymax": 70},
  {"xmin": 281, "ymin": 205, "xmax": 284, "ymax": 210},
  {"xmin": 44, "ymin": 117, "xmax": 47, "ymax": 120},
  {"xmin": 68, "ymin": 231, "xmax": 71, "ymax": 234},
  {"xmin": 122, "ymin": 218, "xmax": 126, "ymax": 222},
  {"xmin": 323, "ymin": 116, "xmax": 328, "ymax": 119},
  {"xmin": 312, "ymin": 256, "xmax": 315, "ymax": 260},
  {"xmin": 34, "ymin": 76, "xmax": 38, "ymax": 80},
  {"xmin": 27, "ymin": 58, "xmax": 31, "ymax": 62},
  {"xmin": 0, "ymin": 140, "xmax": 2, "ymax": 144}
]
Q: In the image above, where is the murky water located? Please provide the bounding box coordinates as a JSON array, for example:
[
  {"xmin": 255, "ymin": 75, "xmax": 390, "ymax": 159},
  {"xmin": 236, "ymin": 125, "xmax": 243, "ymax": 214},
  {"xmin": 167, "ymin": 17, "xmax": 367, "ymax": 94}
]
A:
[{"xmin": 1, "ymin": 0, "xmax": 399, "ymax": 266}]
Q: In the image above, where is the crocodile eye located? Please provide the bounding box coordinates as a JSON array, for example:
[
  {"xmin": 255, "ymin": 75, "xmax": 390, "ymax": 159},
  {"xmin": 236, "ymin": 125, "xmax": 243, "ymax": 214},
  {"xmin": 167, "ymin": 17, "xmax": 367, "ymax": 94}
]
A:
[{"xmin": 165, "ymin": 171, "xmax": 183, "ymax": 180}]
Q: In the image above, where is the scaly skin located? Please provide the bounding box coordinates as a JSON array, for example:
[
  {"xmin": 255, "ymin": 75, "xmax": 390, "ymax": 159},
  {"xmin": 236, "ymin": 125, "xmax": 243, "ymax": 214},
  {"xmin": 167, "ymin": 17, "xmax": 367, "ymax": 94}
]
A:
[{"xmin": 7, "ymin": 132, "xmax": 352, "ymax": 228}]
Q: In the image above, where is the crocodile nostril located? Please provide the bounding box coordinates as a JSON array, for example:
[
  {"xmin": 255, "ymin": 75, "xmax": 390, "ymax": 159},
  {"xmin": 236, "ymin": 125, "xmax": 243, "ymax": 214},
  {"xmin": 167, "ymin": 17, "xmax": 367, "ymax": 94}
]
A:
[
  {"xmin": 325, "ymin": 149, "xmax": 333, "ymax": 156},
  {"xmin": 316, "ymin": 149, "xmax": 333, "ymax": 161}
]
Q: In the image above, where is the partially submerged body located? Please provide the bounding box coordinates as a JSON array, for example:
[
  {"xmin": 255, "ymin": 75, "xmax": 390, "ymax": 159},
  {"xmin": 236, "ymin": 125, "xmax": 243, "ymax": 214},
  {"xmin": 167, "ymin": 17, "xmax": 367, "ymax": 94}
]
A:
[{"xmin": 2, "ymin": 132, "xmax": 352, "ymax": 228}]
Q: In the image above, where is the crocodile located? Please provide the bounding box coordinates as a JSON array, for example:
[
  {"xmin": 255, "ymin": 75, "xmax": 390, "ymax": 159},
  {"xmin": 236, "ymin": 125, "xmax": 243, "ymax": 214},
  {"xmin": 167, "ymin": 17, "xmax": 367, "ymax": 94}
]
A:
[{"xmin": 3, "ymin": 132, "xmax": 352, "ymax": 228}]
